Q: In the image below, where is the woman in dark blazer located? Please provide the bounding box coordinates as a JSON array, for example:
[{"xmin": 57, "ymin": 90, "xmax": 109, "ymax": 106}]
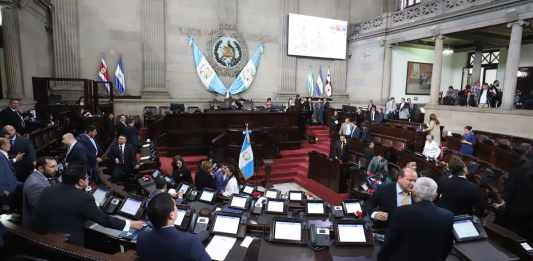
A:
[
  {"xmin": 171, "ymin": 155, "xmax": 192, "ymax": 185},
  {"xmin": 194, "ymin": 160, "xmax": 216, "ymax": 190}
]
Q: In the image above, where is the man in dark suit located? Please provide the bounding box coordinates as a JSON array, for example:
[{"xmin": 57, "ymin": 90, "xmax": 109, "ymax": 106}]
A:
[
  {"xmin": 31, "ymin": 165, "xmax": 144, "ymax": 246},
  {"xmin": 62, "ymin": 133, "xmax": 88, "ymax": 167},
  {"xmin": 3, "ymin": 125, "xmax": 36, "ymax": 181},
  {"xmin": 116, "ymin": 115, "xmax": 128, "ymax": 137},
  {"xmin": 364, "ymin": 167, "xmax": 417, "ymax": 229},
  {"xmin": 122, "ymin": 119, "xmax": 140, "ymax": 150},
  {"xmin": 438, "ymin": 156, "xmax": 482, "ymax": 216},
  {"xmin": 22, "ymin": 157, "xmax": 57, "ymax": 228},
  {"xmin": 0, "ymin": 138, "xmax": 18, "ymax": 210},
  {"xmin": 77, "ymin": 125, "xmax": 102, "ymax": 182},
  {"xmin": 0, "ymin": 99, "xmax": 25, "ymax": 133},
  {"xmin": 106, "ymin": 135, "xmax": 136, "ymax": 182},
  {"xmin": 378, "ymin": 177, "xmax": 454, "ymax": 261},
  {"xmin": 137, "ymin": 193, "xmax": 210, "ymax": 261},
  {"xmin": 333, "ymin": 135, "xmax": 350, "ymax": 162}
]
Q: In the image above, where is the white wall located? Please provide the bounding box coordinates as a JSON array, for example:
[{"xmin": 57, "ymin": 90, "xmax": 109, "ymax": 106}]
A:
[
  {"xmin": 390, "ymin": 46, "xmax": 434, "ymax": 103},
  {"xmin": 520, "ymin": 44, "xmax": 533, "ymax": 67}
]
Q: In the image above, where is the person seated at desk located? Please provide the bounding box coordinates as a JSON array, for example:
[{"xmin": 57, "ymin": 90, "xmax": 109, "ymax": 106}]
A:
[
  {"xmin": 22, "ymin": 157, "xmax": 58, "ymax": 229},
  {"xmin": 437, "ymin": 156, "xmax": 482, "ymax": 216},
  {"xmin": 137, "ymin": 193, "xmax": 210, "ymax": 261},
  {"xmin": 31, "ymin": 165, "xmax": 144, "ymax": 246},
  {"xmin": 3, "ymin": 125, "xmax": 36, "ymax": 181},
  {"xmin": 422, "ymin": 134, "xmax": 441, "ymax": 160},
  {"xmin": 459, "ymin": 125, "xmax": 476, "ymax": 156},
  {"xmin": 378, "ymin": 177, "xmax": 454, "ymax": 261},
  {"xmin": 221, "ymin": 163, "xmax": 242, "ymax": 197},
  {"xmin": 195, "ymin": 160, "xmax": 216, "ymax": 191},
  {"xmin": 213, "ymin": 164, "xmax": 226, "ymax": 192},
  {"xmin": 364, "ymin": 168, "xmax": 417, "ymax": 229},
  {"xmin": 367, "ymin": 155, "xmax": 391, "ymax": 190},
  {"xmin": 338, "ymin": 118, "xmax": 356, "ymax": 139},
  {"xmin": 171, "ymin": 155, "xmax": 192, "ymax": 185},
  {"xmin": 106, "ymin": 135, "xmax": 136, "ymax": 183},
  {"xmin": 62, "ymin": 133, "xmax": 88, "ymax": 168}
]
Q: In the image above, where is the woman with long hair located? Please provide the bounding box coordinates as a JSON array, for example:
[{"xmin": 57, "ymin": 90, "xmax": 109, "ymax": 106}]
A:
[
  {"xmin": 220, "ymin": 163, "xmax": 243, "ymax": 197},
  {"xmin": 194, "ymin": 160, "xmax": 216, "ymax": 190},
  {"xmin": 171, "ymin": 155, "xmax": 192, "ymax": 185},
  {"xmin": 423, "ymin": 113, "xmax": 441, "ymax": 146}
]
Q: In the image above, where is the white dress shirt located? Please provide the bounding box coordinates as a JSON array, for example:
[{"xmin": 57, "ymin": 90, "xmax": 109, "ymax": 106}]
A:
[
  {"xmin": 222, "ymin": 176, "xmax": 240, "ymax": 197},
  {"xmin": 423, "ymin": 140, "xmax": 441, "ymax": 160}
]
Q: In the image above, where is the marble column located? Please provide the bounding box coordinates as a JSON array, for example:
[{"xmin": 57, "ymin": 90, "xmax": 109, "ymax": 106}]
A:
[
  {"xmin": 142, "ymin": 0, "xmax": 169, "ymax": 98},
  {"xmin": 381, "ymin": 43, "xmax": 393, "ymax": 102},
  {"xmin": 52, "ymin": 0, "xmax": 80, "ymax": 78},
  {"xmin": 2, "ymin": 7, "xmax": 24, "ymax": 99},
  {"xmin": 278, "ymin": 0, "xmax": 298, "ymax": 96},
  {"xmin": 501, "ymin": 20, "xmax": 528, "ymax": 110},
  {"xmin": 471, "ymin": 50, "xmax": 482, "ymax": 85},
  {"xmin": 429, "ymin": 35, "xmax": 444, "ymax": 105}
]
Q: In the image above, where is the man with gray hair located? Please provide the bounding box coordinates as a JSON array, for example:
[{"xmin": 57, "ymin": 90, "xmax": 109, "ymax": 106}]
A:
[{"xmin": 378, "ymin": 177, "xmax": 454, "ymax": 261}]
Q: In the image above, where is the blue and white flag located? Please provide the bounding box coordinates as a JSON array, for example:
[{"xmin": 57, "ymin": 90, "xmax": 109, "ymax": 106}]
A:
[
  {"xmin": 188, "ymin": 37, "xmax": 227, "ymax": 96},
  {"xmin": 324, "ymin": 68, "xmax": 332, "ymax": 97},
  {"xmin": 307, "ymin": 72, "xmax": 314, "ymax": 97},
  {"xmin": 228, "ymin": 44, "xmax": 264, "ymax": 95},
  {"xmin": 239, "ymin": 127, "xmax": 254, "ymax": 180},
  {"xmin": 113, "ymin": 56, "xmax": 126, "ymax": 95},
  {"xmin": 315, "ymin": 67, "xmax": 324, "ymax": 97}
]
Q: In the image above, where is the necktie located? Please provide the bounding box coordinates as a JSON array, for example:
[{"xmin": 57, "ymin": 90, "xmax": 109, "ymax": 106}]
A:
[
  {"xmin": 120, "ymin": 145, "xmax": 125, "ymax": 164},
  {"xmin": 401, "ymin": 192, "xmax": 410, "ymax": 206}
]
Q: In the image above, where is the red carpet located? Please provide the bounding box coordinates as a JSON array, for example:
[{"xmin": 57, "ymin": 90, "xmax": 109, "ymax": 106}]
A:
[{"xmin": 156, "ymin": 126, "xmax": 349, "ymax": 204}]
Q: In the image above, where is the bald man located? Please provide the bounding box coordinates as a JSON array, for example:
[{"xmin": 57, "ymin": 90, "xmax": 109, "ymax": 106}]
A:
[
  {"xmin": 2, "ymin": 125, "xmax": 35, "ymax": 181},
  {"xmin": 62, "ymin": 133, "xmax": 88, "ymax": 167}
]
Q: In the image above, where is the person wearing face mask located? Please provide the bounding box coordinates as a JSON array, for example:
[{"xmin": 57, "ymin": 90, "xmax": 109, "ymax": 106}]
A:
[{"xmin": 22, "ymin": 157, "xmax": 58, "ymax": 228}]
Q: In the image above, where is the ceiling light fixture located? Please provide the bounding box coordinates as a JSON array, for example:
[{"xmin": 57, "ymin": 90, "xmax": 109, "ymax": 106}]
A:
[{"xmin": 442, "ymin": 48, "xmax": 454, "ymax": 56}]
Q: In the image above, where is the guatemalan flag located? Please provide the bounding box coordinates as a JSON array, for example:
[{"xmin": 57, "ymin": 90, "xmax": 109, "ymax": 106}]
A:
[
  {"xmin": 113, "ymin": 56, "xmax": 126, "ymax": 95},
  {"xmin": 324, "ymin": 68, "xmax": 332, "ymax": 97},
  {"xmin": 97, "ymin": 57, "xmax": 111, "ymax": 93},
  {"xmin": 315, "ymin": 67, "xmax": 324, "ymax": 97},
  {"xmin": 188, "ymin": 37, "xmax": 227, "ymax": 96},
  {"xmin": 228, "ymin": 44, "xmax": 264, "ymax": 95},
  {"xmin": 307, "ymin": 72, "xmax": 314, "ymax": 97},
  {"xmin": 239, "ymin": 127, "xmax": 254, "ymax": 180}
]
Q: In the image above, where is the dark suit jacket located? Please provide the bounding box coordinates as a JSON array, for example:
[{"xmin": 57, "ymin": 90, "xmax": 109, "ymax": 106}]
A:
[
  {"xmin": 195, "ymin": 169, "xmax": 216, "ymax": 191},
  {"xmin": 378, "ymin": 201, "xmax": 454, "ymax": 261},
  {"xmin": 77, "ymin": 134, "xmax": 102, "ymax": 171},
  {"xmin": 22, "ymin": 170, "xmax": 51, "ymax": 228},
  {"xmin": 65, "ymin": 142, "xmax": 89, "ymax": 167},
  {"xmin": 438, "ymin": 175, "xmax": 481, "ymax": 215},
  {"xmin": 0, "ymin": 107, "xmax": 25, "ymax": 133},
  {"xmin": 0, "ymin": 152, "xmax": 17, "ymax": 194},
  {"xmin": 172, "ymin": 167, "xmax": 193, "ymax": 185},
  {"xmin": 333, "ymin": 140, "xmax": 350, "ymax": 162},
  {"xmin": 364, "ymin": 183, "xmax": 412, "ymax": 228},
  {"xmin": 137, "ymin": 226, "xmax": 210, "ymax": 261},
  {"xmin": 122, "ymin": 126, "xmax": 140, "ymax": 149},
  {"xmin": 9, "ymin": 135, "xmax": 36, "ymax": 180},
  {"xmin": 106, "ymin": 143, "xmax": 136, "ymax": 173},
  {"xmin": 31, "ymin": 184, "xmax": 125, "ymax": 246}
]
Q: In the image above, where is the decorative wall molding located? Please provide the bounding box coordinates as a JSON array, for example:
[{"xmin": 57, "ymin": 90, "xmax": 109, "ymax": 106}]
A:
[
  {"xmin": 51, "ymin": 0, "xmax": 80, "ymax": 78},
  {"xmin": 142, "ymin": 0, "xmax": 168, "ymax": 98},
  {"xmin": 278, "ymin": 0, "xmax": 298, "ymax": 94}
]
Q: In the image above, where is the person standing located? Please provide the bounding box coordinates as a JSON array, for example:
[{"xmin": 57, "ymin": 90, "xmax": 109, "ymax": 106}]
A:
[
  {"xmin": 378, "ymin": 177, "xmax": 454, "ymax": 261},
  {"xmin": 77, "ymin": 125, "xmax": 102, "ymax": 182},
  {"xmin": 0, "ymin": 99, "xmax": 26, "ymax": 133},
  {"xmin": 385, "ymin": 98, "xmax": 396, "ymax": 120},
  {"xmin": 0, "ymin": 138, "xmax": 18, "ymax": 211},
  {"xmin": 423, "ymin": 113, "xmax": 441, "ymax": 146},
  {"xmin": 422, "ymin": 135, "xmax": 441, "ymax": 160},
  {"xmin": 459, "ymin": 126, "xmax": 476, "ymax": 156},
  {"xmin": 398, "ymin": 98, "xmax": 410, "ymax": 120},
  {"xmin": 3, "ymin": 125, "xmax": 36, "ymax": 181},
  {"xmin": 22, "ymin": 157, "xmax": 58, "ymax": 228},
  {"xmin": 339, "ymin": 118, "xmax": 356, "ymax": 139},
  {"xmin": 62, "ymin": 133, "xmax": 88, "ymax": 168},
  {"xmin": 106, "ymin": 135, "xmax": 136, "ymax": 182}
]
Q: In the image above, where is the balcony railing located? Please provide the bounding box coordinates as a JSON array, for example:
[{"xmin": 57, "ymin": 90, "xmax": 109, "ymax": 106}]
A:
[{"xmin": 350, "ymin": 0, "xmax": 523, "ymax": 40}]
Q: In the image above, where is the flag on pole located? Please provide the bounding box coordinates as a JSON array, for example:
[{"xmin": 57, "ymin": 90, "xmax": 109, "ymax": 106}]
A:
[
  {"xmin": 324, "ymin": 68, "xmax": 332, "ymax": 97},
  {"xmin": 188, "ymin": 37, "xmax": 227, "ymax": 96},
  {"xmin": 307, "ymin": 72, "xmax": 314, "ymax": 97},
  {"xmin": 239, "ymin": 125, "xmax": 254, "ymax": 180},
  {"xmin": 97, "ymin": 57, "xmax": 111, "ymax": 93},
  {"xmin": 228, "ymin": 44, "xmax": 264, "ymax": 95},
  {"xmin": 113, "ymin": 56, "xmax": 126, "ymax": 95},
  {"xmin": 315, "ymin": 67, "xmax": 324, "ymax": 97}
]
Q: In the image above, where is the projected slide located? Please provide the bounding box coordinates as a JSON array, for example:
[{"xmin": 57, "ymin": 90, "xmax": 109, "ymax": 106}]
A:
[{"xmin": 288, "ymin": 13, "xmax": 348, "ymax": 59}]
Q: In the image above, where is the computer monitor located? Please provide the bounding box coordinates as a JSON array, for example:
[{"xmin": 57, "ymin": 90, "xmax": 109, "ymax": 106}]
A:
[
  {"xmin": 452, "ymin": 216, "xmax": 486, "ymax": 242},
  {"xmin": 211, "ymin": 213, "xmax": 242, "ymax": 237},
  {"xmin": 242, "ymin": 185, "xmax": 255, "ymax": 195},
  {"xmin": 198, "ymin": 189, "xmax": 216, "ymax": 204},
  {"xmin": 335, "ymin": 219, "xmax": 372, "ymax": 246},
  {"xmin": 118, "ymin": 198, "xmax": 144, "ymax": 219},
  {"xmin": 288, "ymin": 191, "xmax": 304, "ymax": 202},
  {"xmin": 306, "ymin": 200, "xmax": 325, "ymax": 216},
  {"xmin": 342, "ymin": 200, "xmax": 363, "ymax": 216},
  {"xmin": 177, "ymin": 183, "xmax": 191, "ymax": 195},
  {"xmin": 92, "ymin": 188, "xmax": 108, "ymax": 207},
  {"xmin": 270, "ymin": 217, "xmax": 304, "ymax": 244},
  {"xmin": 229, "ymin": 195, "xmax": 250, "ymax": 210},
  {"xmin": 265, "ymin": 189, "xmax": 280, "ymax": 199},
  {"xmin": 265, "ymin": 199, "xmax": 286, "ymax": 214}
]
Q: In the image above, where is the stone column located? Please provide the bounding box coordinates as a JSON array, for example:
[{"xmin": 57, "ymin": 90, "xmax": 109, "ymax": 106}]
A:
[
  {"xmin": 471, "ymin": 50, "xmax": 482, "ymax": 85},
  {"xmin": 2, "ymin": 7, "xmax": 24, "ymax": 99},
  {"xmin": 142, "ymin": 0, "xmax": 169, "ymax": 98},
  {"xmin": 278, "ymin": 0, "xmax": 298, "ymax": 96},
  {"xmin": 52, "ymin": 0, "xmax": 80, "ymax": 78},
  {"xmin": 429, "ymin": 35, "xmax": 444, "ymax": 105},
  {"xmin": 501, "ymin": 20, "xmax": 528, "ymax": 110},
  {"xmin": 381, "ymin": 43, "xmax": 393, "ymax": 102}
]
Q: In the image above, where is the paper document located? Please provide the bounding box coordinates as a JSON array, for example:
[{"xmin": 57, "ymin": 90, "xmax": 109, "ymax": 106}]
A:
[
  {"xmin": 240, "ymin": 236, "xmax": 255, "ymax": 248},
  {"xmin": 206, "ymin": 235, "xmax": 237, "ymax": 261}
]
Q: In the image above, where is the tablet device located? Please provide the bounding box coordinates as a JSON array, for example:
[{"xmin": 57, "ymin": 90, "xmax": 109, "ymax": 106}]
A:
[
  {"xmin": 269, "ymin": 217, "xmax": 305, "ymax": 244},
  {"xmin": 177, "ymin": 183, "xmax": 191, "ymax": 195},
  {"xmin": 211, "ymin": 213, "xmax": 242, "ymax": 237},
  {"xmin": 198, "ymin": 189, "xmax": 216, "ymax": 204},
  {"xmin": 342, "ymin": 200, "xmax": 363, "ymax": 216},
  {"xmin": 306, "ymin": 200, "xmax": 326, "ymax": 216},
  {"xmin": 288, "ymin": 191, "xmax": 305, "ymax": 202},
  {"xmin": 229, "ymin": 195, "xmax": 250, "ymax": 210},
  {"xmin": 264, "ymin": 189, "xmax": 280, "ymax": 199},
  {"xmin": 265, "ymin": 199, "xmax": 286, "ymax": 214},
  {"xmin": 452, "ymin": 216, "xmax": 487, "ymax": 242},
  {"xmin": 173, "ymin": 205, "xmax": 191, "ymax": 230},
  {"xmin": 335, "ymin": 219, "xmax": 372, "ymax": 246},
  {"xmin": 242, "ymin": 185, "xmax": 256, "ymax": 195},
  {"xmin": 117, "ymin": 197, "xmax": 144, "ymax": 219},
  {"xmin": 92, "ymin": 188, "xmax": 108, "ymax": 207}
]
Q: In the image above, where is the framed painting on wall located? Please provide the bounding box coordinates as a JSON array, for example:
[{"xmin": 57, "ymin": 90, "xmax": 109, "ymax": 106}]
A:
[{"xmin": 405, "ymin": 61, "xmax": 432, "ymax": 95}]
